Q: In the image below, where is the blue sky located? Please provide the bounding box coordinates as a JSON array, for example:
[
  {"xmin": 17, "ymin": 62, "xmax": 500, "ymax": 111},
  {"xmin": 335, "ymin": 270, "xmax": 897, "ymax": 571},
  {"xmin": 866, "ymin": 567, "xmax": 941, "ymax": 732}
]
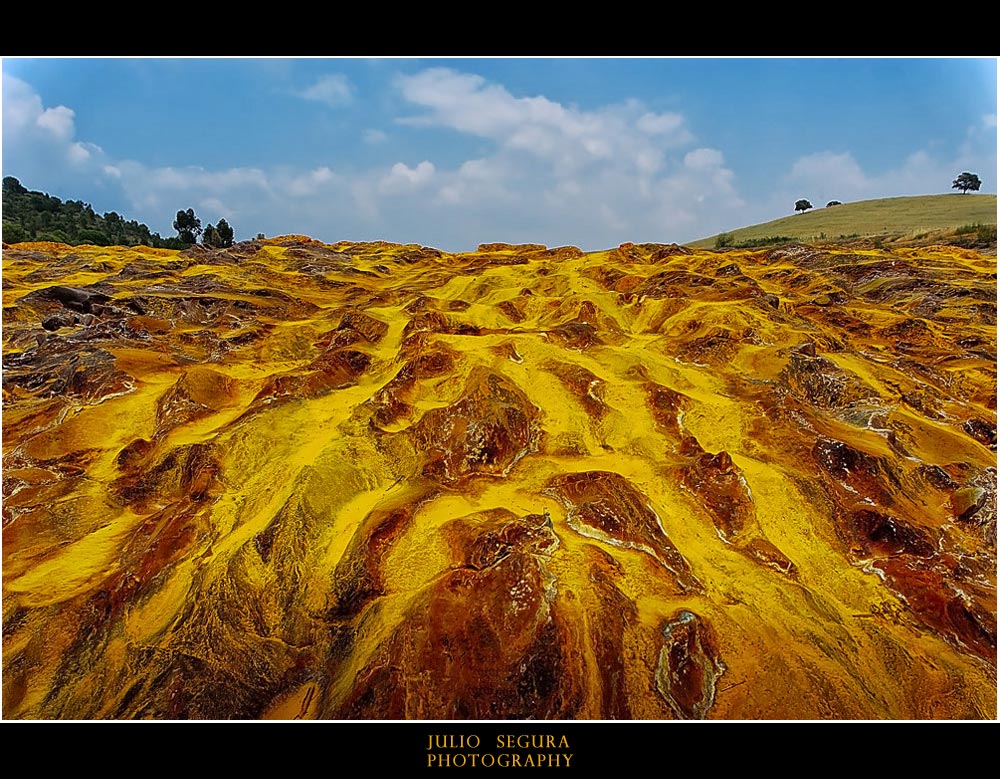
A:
[{"xmin": 2, "ymin": 58, "xmax": 996, "ymax": 251}]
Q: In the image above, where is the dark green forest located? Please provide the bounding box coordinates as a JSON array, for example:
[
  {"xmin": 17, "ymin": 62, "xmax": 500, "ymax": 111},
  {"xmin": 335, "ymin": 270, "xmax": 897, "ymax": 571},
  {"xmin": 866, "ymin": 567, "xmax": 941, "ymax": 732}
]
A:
[{"xmin": 2, "ymin": 177, "xmax": 234, "ymax": 249}]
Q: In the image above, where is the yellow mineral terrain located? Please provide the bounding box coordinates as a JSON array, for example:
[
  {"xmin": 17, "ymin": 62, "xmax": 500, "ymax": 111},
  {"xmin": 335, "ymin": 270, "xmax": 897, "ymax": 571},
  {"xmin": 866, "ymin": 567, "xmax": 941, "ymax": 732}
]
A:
[{"xmin": 1, "ymin": 237, "xmax": 995, "ymax": 719}]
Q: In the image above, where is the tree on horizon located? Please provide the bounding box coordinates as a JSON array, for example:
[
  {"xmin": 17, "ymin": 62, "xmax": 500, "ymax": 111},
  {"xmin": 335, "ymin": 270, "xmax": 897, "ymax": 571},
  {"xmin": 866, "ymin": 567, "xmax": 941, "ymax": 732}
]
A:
[
  {"xmin": 952, "ymin": 172, "xmax": 982, "ymax": 194},
  {"xmin": 173, "ymin": 208, "xmax": 202, "ymax": 244}
]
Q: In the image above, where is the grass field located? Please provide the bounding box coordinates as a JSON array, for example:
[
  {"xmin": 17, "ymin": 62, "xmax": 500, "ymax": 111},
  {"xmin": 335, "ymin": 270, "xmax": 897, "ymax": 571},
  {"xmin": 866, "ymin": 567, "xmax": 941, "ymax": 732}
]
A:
[{"xmin": 688, "ymin": 193, "xmax": 998, "ymax": 249}]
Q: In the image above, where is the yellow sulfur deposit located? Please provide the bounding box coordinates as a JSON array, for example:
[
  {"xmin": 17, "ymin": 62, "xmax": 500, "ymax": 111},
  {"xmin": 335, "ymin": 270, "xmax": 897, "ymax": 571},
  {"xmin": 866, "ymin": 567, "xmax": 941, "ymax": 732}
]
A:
[{"xmin": 1, "ymin": 237, "xmax": 995, "ymax": 719}]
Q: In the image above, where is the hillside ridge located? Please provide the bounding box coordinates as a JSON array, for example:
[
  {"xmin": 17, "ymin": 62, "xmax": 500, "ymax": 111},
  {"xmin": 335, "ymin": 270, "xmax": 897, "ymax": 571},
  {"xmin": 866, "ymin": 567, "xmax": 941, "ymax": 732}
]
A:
[{"xmin": 689, "ymin": 193, "xmax": 998, "ymax": 250}]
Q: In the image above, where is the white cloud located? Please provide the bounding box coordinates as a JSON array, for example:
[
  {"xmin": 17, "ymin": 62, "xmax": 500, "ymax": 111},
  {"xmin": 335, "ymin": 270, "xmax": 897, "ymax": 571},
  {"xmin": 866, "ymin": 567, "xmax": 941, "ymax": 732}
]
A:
[
  {"xmin": 3, "ymin": 74, "xmax": 83, "ymax": 147},
  {"xmin": 67, "ymin": 141, "xmax": 92, "ymax": 164},
  {"xmin": 395, "ymin": 67, "xmax": 694, "ymax": 176},
  {"xmin": 634, "ymin": 149, "xmax": 663, "ymax": 176},
  {"xmin": 435, "ymin": 157, "xmax": 515, "ymax": 206},
  {"xmin": 396, "ymin": 69, "xmax": 532, "ymax": 136},
  {"xmin": 684, "ymin": 148, "xmax": 725, "ymax": 170},
  {"xmin": 297, "ymin": 74, "xmax": 353, "ymax": 107},
  {"xmin": 138, "ymin": 165, "xmax": 271, "ymax": 193},
  {"xmin": 637, "ymin": 111, "xmax": 687, "ymax": 137},
  {"xmin": 198, "ymin": 197, "xmax": 234, "ymax": 219},
  {"xmin": 363, "ymin": 128, "xmax": 388, "ymax": 144},
  {"xmin": 384, "ymin": 67, "xmax": 746, "ymax": 247},
  {"xmin": 36, "ymin": 105, "xmax": 76, "ymax": 141},
  {"xmin": 380, "ymin": 160, "xmax": 435, "ymax": 194},
  {"xmin": 286, "ymin": 166, "xmax": 336, "ymax": 197},
  {"xmin": 787, "ymin": 151, "xmax": 869, "ymax": 195},
  {"xmin": 3, "ymin": 74, "xmax": 50, "ymax": 133},
  {"xmin": 984, "ymin": 113, "xmax": 997, "ymax": 129},
  {"xmin": 3, "ymin": 74, "xmax": 119, "ymax": 196}
]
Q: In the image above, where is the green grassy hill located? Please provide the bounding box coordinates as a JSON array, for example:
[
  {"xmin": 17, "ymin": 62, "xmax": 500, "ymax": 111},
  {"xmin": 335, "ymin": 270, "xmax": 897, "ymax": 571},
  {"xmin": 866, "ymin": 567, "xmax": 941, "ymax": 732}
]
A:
[{"xmin": 688, "ymin": 194, "xmax": 998, "ymax": 249}]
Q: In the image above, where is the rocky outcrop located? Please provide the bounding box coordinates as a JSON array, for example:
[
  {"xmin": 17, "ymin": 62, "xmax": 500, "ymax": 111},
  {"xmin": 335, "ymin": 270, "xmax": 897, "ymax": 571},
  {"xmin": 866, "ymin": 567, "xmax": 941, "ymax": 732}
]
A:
[{"xmin": 1, "ymin": 238, "xmax": 995, "ymax": 720}]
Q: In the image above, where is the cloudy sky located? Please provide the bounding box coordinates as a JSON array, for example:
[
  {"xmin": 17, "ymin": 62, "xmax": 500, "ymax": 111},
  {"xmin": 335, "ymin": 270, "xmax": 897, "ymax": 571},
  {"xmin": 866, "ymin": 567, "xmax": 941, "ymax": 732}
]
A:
[{"xmin": 2, "ymin": 58, "xmax": 996, "ymax": 251}]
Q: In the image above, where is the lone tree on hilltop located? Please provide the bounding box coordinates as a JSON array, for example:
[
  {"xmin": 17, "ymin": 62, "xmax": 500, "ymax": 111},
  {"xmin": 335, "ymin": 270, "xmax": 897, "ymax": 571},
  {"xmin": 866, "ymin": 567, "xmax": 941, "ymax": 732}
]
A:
[
  {"xmin": 173, "ymin": 208, "xmax": 202, "ymax": 244},
  {"xmin": 826, "ymin": 200, "xmax": 842, "ymax": 207},
  {"xmin": 795, "ymin": 199, "xmax": 812, "ymax": 214},
  {"xmin": 952, "ymin": 172, "xmax": 982, "ymax": 194}
]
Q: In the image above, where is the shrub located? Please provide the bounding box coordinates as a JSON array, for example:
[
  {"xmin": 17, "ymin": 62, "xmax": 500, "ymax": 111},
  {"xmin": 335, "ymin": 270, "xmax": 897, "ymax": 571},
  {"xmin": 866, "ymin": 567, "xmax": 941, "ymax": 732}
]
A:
[
  {"xmin": 36, "ymin": 230, "xmax": 70, "ymax": 243},
  {"xmin": 732, "ymin": 235, "xmax": 795, "ymax": 249},
  {"xmin": 78, "ymin": 229, "xmax": 110, "ymax": 246},
  {"xmin": 957, "ymin": 223, "xmax": 997, "ymax": 243},
  {"xmin": 2, "ymin": 220, "xmax": 28, "ymax": 243}
]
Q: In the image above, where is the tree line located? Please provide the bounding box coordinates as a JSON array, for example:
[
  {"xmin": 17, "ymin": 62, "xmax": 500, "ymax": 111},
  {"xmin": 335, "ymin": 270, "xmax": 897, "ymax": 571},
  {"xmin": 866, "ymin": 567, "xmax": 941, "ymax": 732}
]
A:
[
  {"xmin": 172, "ymin": 208, "xmax": 234, "ymax": 248},
  {"xmin": 2, "ymin": 177, "xmax": 236, "ymax": 249}
]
